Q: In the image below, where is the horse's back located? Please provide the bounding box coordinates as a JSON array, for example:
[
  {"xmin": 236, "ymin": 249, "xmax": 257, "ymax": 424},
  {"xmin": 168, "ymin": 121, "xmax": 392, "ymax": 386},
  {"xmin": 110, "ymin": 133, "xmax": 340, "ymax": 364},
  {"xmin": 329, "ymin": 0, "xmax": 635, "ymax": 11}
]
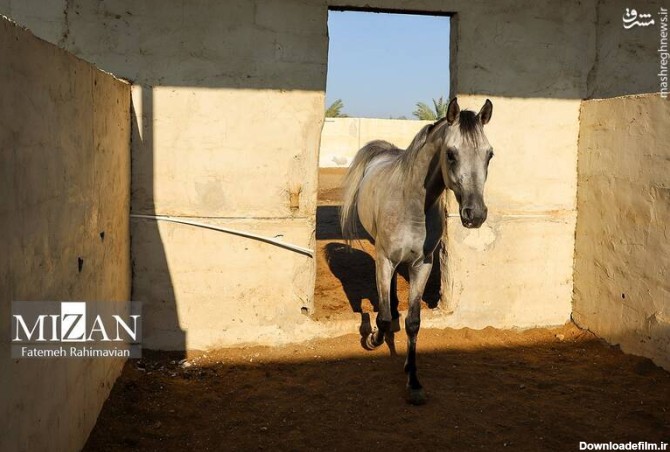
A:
[
  {"xmin": 356, "ymin": 144, "xmax": 444, "ymax": 264},
  {"xmin": 355, "ymin": 144, "xmax": 404, "ymax": 241},
  {"xmin": 340, "ymin": 140, "xmax": 402, "ymax": 243}
]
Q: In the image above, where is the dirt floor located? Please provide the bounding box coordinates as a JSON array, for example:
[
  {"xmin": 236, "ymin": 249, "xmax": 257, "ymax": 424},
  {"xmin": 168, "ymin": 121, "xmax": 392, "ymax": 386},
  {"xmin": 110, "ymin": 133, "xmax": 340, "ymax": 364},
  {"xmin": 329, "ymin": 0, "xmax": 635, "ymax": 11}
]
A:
[
  {"xmin": 85, "ymin": 324, "xmax": 670, "ymax": 451},
  {"xmin": 85, "ymin": 169, "xmax": 670, "ymax": 450}
]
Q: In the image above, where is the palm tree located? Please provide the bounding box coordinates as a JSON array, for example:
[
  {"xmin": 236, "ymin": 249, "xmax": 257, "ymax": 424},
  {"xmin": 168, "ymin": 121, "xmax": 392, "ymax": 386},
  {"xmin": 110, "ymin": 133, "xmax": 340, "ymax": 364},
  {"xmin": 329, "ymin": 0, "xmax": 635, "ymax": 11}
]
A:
[
  {"xmin": 325, "ymin": 99, "xmax": 348, "ymax": 118},
  {"xmin": 413, "ymin": 96, "xmax": 448, "ymax": 120}
]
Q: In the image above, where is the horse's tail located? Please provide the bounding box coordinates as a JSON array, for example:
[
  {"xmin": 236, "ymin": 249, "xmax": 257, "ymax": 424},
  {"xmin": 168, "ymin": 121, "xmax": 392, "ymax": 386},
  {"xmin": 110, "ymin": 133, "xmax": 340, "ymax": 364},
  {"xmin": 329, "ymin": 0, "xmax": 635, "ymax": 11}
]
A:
[{"xmin": 340, "ymin": 140, "xmax": 397, "ymax": 244}]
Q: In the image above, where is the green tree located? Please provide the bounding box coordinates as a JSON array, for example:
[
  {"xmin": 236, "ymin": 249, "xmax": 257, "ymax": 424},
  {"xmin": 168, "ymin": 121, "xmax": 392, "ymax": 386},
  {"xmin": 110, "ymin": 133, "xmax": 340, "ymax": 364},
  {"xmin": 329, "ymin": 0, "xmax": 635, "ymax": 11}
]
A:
[
  {"xmin": 413, "ymin": 96, "xmax": 448, "ymax": 120},
  {"xmin": 325, "ymin": 99, "xmax": 348, "ymax": 118}
]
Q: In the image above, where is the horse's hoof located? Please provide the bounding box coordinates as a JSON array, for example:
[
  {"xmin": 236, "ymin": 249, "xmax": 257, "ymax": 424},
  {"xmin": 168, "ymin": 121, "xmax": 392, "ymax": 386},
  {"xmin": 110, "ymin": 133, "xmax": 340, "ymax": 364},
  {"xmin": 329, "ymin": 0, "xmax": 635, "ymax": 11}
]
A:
[
  {"xmin": 391, "ymin": 317, "xmax": 401, "ymax": 333},
  {"xmin": 362, "ymin": 332, "xmax": 381, "ymax": 351},
  {"xmin": 406, "ymin": 387, "xmax": 428, "ymax": 406}
]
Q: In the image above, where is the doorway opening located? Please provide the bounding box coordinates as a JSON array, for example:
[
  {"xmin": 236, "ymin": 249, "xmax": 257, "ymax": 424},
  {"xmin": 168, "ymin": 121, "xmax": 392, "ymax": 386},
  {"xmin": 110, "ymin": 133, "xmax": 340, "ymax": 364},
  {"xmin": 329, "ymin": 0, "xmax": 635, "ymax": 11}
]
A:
[{"xmin": 314, "ymin": 9, "xmax": 453, "ymax": 321}]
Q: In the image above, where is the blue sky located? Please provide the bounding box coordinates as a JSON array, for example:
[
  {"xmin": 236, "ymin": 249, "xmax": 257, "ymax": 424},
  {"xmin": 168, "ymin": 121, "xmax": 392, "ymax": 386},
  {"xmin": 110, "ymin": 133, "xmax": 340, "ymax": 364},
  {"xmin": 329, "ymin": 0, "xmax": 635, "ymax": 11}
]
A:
[{"xmin": 326, "ymin": 11, "xmax": 451, "ymax": 119}]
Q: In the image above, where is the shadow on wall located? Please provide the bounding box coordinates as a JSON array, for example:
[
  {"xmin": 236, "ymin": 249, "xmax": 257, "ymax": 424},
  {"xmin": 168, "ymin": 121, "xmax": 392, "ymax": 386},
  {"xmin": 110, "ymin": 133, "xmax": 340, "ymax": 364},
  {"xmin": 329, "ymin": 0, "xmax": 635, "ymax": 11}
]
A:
[
  {"xmin": 131, "ymin": 87, "xmax": 185, "ymax": 355},
  {"xmin": 54, "ymin": 1, "xmax": 660, "ymax": 99}
]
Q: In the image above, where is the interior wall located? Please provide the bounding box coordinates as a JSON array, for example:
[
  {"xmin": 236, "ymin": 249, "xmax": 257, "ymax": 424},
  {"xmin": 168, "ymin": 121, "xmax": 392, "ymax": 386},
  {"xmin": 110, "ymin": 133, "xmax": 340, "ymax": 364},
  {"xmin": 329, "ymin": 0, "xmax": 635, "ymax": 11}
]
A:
[
  {"xmin": 0, "ymin": 0, "xmax": 663, "ymax": 348},
  {"xmin": 573, "ymin": 94, "xmax": 670, "ymax": 371},
  {"xmin": 0, "ymin": 17, "xmax": 131, "ymax": 452}
]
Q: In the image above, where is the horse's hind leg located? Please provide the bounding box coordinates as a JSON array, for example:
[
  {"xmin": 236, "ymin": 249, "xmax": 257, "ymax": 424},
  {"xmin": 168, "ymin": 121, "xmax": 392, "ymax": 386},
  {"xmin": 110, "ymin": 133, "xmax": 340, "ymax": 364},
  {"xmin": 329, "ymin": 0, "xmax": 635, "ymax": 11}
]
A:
[
  {"xmin": 404, "ymin": 257, "xmax": 433, "ymax": 405},
  {"xmin": 384, "ymin": 271, "xmax": 401, "ymax": 355},
  {"xmin": 364, "ymin": 254, "xmax": 394, "ymax": 350}
]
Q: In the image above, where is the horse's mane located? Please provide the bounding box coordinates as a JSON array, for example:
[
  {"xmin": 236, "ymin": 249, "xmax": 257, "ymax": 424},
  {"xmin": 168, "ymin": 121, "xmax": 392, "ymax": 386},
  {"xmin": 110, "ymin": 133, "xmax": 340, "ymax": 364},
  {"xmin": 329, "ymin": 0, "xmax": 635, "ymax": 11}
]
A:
[
  {"xmin": 458, "ymin": 110, "xmax": 484, "ymax": 145},
  {"xmin": 396, "ymin": 110, "xmax": 484, "ymax": 175}
]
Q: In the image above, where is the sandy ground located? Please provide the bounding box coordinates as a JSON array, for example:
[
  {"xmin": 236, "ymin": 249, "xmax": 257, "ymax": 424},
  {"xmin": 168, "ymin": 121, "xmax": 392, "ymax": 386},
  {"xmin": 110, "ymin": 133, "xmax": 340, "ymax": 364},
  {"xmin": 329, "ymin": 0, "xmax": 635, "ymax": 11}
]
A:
[
  {"xmin": 85, "ymin": 169, "xmax": 670, "ymax": 450},
  {"xmin": 85, "ymin": 324, "xmax": 670, "ymax": 451}
]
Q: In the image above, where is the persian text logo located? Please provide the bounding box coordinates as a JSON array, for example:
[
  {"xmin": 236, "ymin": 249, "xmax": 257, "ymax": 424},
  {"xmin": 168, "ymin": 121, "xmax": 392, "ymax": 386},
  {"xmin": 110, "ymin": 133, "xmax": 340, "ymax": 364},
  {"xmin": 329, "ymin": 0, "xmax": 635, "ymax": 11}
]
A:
[
  {"xmin": 623, "ymin": 8, "xmax": 655, "ymax": 28},
  {"xmin": 11, "ymin": 301, "xmax": 142, "ymax": 358},
  {"xmin": 623, "ymin": 7, "xmax": 670, "ymax": 98}
]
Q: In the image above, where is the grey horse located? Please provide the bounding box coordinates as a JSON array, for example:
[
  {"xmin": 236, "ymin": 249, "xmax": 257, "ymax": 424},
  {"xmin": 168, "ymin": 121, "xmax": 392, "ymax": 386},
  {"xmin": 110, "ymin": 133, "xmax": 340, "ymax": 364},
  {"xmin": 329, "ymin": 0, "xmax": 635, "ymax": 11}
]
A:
[{"xmin": 340, "ymin": 97, "xmax": 494, "ymax": 404}]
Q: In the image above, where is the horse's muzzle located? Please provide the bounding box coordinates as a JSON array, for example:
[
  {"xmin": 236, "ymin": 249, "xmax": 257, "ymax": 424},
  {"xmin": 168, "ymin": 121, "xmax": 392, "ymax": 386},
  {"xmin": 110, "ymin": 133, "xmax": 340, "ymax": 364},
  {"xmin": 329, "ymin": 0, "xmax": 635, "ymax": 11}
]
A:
[{"xmin": 460, "ymin": 205, "xmax": 488, "ymax": 229}]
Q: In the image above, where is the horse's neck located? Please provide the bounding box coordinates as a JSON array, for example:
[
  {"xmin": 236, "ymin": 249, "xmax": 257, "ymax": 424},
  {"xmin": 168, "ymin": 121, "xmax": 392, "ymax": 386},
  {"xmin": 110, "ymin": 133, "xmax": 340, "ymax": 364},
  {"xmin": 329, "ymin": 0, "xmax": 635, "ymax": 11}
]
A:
[{"xmin": 406, "ymin": 142, "xmax": 445, "ymax": 210}]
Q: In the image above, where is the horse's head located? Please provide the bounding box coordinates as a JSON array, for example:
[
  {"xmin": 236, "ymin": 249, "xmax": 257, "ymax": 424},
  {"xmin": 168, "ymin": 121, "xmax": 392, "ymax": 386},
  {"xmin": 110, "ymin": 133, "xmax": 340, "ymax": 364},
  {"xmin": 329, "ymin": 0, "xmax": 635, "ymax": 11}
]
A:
[{"xmin": 430, "ymin": 98, "xmax": 493, "ymax": 229}]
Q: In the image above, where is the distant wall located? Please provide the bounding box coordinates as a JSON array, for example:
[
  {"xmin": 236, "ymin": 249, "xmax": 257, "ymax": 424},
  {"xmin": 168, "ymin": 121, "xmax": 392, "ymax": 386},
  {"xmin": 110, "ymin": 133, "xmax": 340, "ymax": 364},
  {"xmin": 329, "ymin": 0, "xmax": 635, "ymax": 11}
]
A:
[
  {"xmin": 0, "ymin": 17, "xmax": 131, "ymax": 451},
  {"xmin": 573, "ymin": 94, "xmax": 670, "ymax": 371},
  {"xmin": 319, "ymin": 118, "xmax": 431, "ymax": 167}
]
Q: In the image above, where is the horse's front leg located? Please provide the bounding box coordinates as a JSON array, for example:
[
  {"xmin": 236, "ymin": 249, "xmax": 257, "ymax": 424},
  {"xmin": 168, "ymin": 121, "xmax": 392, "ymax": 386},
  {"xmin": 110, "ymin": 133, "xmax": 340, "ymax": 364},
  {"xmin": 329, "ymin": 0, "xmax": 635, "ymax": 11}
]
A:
[
  {"xmin": 404, "ymin": 256, "xmax": 433, "ymax": 405},
  {"xmin": 365, "ymin": 254, "xmax": 394, "ymax": 350}
]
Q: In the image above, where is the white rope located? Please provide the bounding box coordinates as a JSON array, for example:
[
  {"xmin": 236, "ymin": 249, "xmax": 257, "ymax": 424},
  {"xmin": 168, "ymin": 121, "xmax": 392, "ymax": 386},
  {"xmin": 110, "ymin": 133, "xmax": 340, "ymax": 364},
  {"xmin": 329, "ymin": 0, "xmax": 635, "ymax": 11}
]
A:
[{"xmin": 130, "ymin": 214, "xmax": 314, "ymax": 258}]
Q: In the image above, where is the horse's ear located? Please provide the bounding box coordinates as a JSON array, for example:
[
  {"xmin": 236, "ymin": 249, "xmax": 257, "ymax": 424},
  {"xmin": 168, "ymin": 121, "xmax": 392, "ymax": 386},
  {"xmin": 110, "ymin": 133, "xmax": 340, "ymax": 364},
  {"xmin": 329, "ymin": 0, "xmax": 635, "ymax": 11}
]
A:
[
  {"xmin": 477, "ymin": 99, "xmax": 493, "ymax": 125},
  {"xmin": 446, "ymin": 97, "xmax": 460, "ymax": 125}
]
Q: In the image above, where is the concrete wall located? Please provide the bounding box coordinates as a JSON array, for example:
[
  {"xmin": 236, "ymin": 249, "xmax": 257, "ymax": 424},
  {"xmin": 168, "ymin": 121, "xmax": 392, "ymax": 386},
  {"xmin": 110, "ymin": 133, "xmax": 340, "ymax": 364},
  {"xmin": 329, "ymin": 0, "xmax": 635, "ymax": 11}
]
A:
[
  {"xmin": 573, "ymin": 94, "xmax": 670, "ymax": 371},
  {"xmin": 436, "ymin": 97, "xmax": 578, "ymax": 329},
  {"xmin": 0, "ymin": 0, "xmax": 663, "ymax": 349},
  {"xmin": 0, "ymin": 17, "xmax": 131, "ymax": 452}
]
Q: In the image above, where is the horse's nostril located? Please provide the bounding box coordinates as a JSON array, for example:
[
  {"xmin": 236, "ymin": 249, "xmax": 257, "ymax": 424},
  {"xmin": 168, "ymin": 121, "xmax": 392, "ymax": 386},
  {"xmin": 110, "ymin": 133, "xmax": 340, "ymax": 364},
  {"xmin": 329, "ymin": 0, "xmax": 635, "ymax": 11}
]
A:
[{"xmin": 462, "ymin": 208, "xmax": 474, "ymax": 221}]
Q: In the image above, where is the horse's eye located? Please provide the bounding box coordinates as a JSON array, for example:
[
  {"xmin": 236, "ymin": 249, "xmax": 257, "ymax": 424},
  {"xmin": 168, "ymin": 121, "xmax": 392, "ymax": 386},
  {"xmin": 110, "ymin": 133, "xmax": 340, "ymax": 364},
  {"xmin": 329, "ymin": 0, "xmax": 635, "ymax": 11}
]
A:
[{"xmin": 446, "ymin": 150, "xmax": 457, "ymax": 163}]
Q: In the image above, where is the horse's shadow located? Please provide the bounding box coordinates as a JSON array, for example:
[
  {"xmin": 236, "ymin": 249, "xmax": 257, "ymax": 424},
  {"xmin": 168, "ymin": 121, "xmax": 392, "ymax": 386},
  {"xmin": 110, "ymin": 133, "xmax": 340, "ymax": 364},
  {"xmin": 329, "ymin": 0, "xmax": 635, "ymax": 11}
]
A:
[
  {"xmin": 324, "ymin": 242, "xmax": 443, "ymax": 315},
  {"xmin": 325, "ymin": 242, "xmax": 379, "ymax": 313}
]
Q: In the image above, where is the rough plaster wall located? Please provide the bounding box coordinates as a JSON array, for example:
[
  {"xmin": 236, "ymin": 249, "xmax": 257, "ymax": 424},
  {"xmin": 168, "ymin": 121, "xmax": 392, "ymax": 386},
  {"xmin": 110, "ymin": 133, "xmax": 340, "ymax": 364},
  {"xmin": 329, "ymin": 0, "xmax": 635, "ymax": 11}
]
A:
[
  {"xmin": 319, "ymin": 118, "xmax": 431, "ymax": 167},
  {"xmin": 12, "ymin": 0, "xmax": 328, "ymax": 349},
  {"xmin": 588, "ymin": 0, "xmax": 668, "ymax": 99},
  {"xmin": 0, "ymin": 0, "xmax": 65, "ymax": 44},
  {"xmin": 439, "ymin": 96, "xmax": 578, "ymax": 329},
  {"xmin": 2, "ymin": 0, "xmax": 664, "ymax": 348},
  {"xmin": 573, "ymin": 95, "xmax": 669, "ymax": 371},
  {"xmin": 0, "ymin": 17, "xmax": 131, "ymax": 452}
]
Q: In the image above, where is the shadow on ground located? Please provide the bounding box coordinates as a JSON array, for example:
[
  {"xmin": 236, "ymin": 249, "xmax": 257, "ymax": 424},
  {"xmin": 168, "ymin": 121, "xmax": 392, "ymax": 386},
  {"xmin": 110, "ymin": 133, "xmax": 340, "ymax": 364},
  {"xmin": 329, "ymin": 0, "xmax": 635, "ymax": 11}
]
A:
[
  {"xmin": 316, "ymin": 205, "xmax": 442, "ymax": 318},
  {"xmin": 324, "ymin": 242, "xmax": 442, "ymax": 312},
  {"xmin": 85, "ymin": 326, "xmax": 670, "ymax": 451}
]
